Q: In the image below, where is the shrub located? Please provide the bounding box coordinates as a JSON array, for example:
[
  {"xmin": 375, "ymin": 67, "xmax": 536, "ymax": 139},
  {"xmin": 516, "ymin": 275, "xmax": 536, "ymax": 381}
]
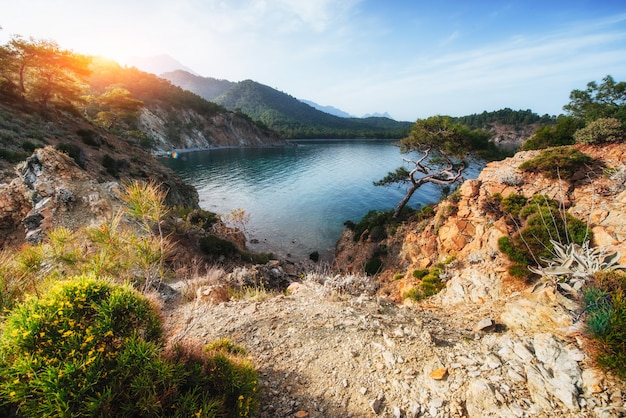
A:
[
  {"xmin": 584, "ymin": 271, "xmax": 626, "ymax": 379},
  {"xmin": 55, "ymin": 143, "xmax": 85, "ymax": 168},
  {"xmin": 349, "ymin": 208, "xmax": 414, "ymax": 243},
  {"xmin": 199, "ymin": 235, "xmax": 239, "ymax": 258},
  {"xmin": 574, "ymin": 117, "xmax": 625, "ymax": 145},
  {"xmin": 0, "ymin": 277, "xmax": 259, "ymax": 417},
  {"xmin": 364, "ymin": 257, "xmax": 383, "ymax": 276},
  {"xmin": 519, "ymin": 146, "xmax": 592, "ymax": 180},
  {"xmin": 412, "ymin": 269, "xmax": 429, "ymax": 279},
  {"xmin": 498, "ymin": 194, "xmax": 591, "ymax": 277},
  {"xmin": 420, "ymin": 272, "xmax": 443, "ymax": 296},
  {"xmin": 403, "ymin": 286, "xmax": 421, "ymax": 301},
  {"xmin": 0, "ymin": 148, "xmax": 27, "ymax": 163},
  {"xmin": 20, "ymin": 140, "xmax": 38, "ymax": 153},
  {"xmin": 76, "ymin": 129, "xmax": 100, "ymax": 147},
  {"xmin": 0, "ymin": 276, "xmax": 164, "ymax": 416},
  {"xmin": 500, "ymin": 193, "xmax": 527, "ymax": 219},
  {"xmin": 521, "ymin": 115, "xmax": 582, "ymax": 150}
]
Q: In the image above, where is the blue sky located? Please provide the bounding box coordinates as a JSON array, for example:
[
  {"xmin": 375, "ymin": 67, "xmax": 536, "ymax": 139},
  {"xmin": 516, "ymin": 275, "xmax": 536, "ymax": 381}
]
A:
[{"xmin": 2, "ymin": 0, "xmax": 626, "ymax": 121}]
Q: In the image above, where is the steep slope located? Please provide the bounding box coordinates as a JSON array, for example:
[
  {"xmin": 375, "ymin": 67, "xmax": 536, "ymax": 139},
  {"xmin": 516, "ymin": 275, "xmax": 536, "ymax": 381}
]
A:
[
  {"xmin": 160, "ymin": 70, "xmax": 234, "ymax": 101},
  {"xmin": 161, "ymin": 72, "xmax": 413, "ymax": 139},
  {"xmin": 89, "ymin": 60, "xmax": 285, "ymax": 152}
]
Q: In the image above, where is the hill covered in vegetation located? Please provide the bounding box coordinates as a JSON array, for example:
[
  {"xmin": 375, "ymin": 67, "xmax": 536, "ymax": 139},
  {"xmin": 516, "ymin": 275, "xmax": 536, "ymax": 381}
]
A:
[{"xmin": 161, "ymin": 70, "xmax": 414, "ymax": 139}]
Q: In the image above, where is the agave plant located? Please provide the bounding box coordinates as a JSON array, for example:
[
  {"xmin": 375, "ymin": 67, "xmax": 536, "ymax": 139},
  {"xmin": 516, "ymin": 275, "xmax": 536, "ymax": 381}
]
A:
[{"xmin": 529, "ymin": 240, "xmax": 626, "ymax": 296}]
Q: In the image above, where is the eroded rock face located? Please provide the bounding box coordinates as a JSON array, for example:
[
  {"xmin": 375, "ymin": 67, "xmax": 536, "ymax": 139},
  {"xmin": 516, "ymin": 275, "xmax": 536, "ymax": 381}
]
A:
[
  {"xmin": 0, "ymin": 147, "xmax": 122, "ymax": 246},
  {"xmin": 137, "ymin": 106, "xmax": 285, "ymax": 153}
]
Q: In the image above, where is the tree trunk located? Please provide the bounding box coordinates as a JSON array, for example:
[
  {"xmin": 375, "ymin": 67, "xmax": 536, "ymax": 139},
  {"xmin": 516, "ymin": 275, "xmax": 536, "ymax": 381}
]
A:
[{"xmin": 393, "ymin": 180, "xmax": 423, "ymax": 218}]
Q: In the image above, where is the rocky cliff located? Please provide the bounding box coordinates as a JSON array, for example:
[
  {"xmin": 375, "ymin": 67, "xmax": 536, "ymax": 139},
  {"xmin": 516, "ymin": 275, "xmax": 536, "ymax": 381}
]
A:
[
  {"xmin": 138, "ymin": 105, "xmax": 286, "ymax": 154},
  {"xmin": 325, "ymin": 143, "xmax": 626, "ymax": 416}
]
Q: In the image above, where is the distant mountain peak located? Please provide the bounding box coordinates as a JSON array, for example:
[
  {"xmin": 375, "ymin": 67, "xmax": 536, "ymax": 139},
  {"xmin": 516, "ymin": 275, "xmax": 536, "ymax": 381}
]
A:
[
  {"xmin": 125, "ymin": 54, "xmax": 198, "ymax": 76},
  {"xmin": 300, "ymin": 99, "xmax": 355, "ymax": 118},
  {"xmin": 362, "ymin": 112, "xmax": 394, "ymax": 120}
]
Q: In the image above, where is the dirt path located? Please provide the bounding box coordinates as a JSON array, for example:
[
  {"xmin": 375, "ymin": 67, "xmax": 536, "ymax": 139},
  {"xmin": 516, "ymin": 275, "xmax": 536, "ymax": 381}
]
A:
[{"xmin": 162, "ymin": 278, "xmax": 625, "ymax": 418}]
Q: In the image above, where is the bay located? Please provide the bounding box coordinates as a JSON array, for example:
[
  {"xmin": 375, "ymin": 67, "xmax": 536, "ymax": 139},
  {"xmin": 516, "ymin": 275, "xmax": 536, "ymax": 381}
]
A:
[{"xmin": 161, "ymin": 140, "xmax": 480, "ymax": 261}]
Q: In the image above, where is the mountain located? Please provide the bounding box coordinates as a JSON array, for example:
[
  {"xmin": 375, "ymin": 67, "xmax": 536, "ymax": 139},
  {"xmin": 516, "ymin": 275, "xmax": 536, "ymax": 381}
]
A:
[
  {"xmin": 160, "ymin": 71, "xmax": 412, "ymax": 139},
  {"xmin": 160, "ymin": 70, "xmax": 234, "ymax": 101},
  {"xmin": 299, "ymin": 100, "xmax": 354, "ymax": 118},
  {"xmin": 363, "ymin": 112, "xmax": 394, "ymax": 119},
  {"xmin": 126, "ymin": 54, "xmax": 198, "ymax": 76}
]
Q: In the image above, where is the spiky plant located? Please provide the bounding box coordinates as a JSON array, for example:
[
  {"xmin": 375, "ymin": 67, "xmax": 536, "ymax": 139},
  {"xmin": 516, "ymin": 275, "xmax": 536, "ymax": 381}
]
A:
[{"xmin": 530, "ymin": 240, "xmax": 626, "ymax": 296}]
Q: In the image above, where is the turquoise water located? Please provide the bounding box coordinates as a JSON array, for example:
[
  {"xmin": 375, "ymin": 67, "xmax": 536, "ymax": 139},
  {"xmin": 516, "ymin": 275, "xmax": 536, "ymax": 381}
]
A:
[{"xmin": 161, "ymin": 140, "xmax": 480, "ymax": 261}]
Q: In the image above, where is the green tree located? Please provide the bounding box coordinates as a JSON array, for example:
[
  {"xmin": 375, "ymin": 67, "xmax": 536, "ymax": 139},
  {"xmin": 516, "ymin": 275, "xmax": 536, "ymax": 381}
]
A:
[
  {"xmin": 521, "ymin": 115, "xmax": 584, "ymax": 150},
  {"xmin": 564, "ymin": 75, "xmax": 626, "ymax": 122},
  {"xmin": 94, "ymin": 87, "xmax": 144, "ymax": 129},
  {"xmin": 375, "ymin": 116, "xmax": 493, "ymax": 218},
  {"xmin": 0, "ymin": 35, "xmax": 91, "ymax": 110}
]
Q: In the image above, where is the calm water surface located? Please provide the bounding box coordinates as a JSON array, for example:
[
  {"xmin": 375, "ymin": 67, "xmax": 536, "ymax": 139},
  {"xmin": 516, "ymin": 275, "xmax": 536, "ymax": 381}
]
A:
[{"xmin": 161, "ymin": 140, "xmax": 479, "ymax": 261}]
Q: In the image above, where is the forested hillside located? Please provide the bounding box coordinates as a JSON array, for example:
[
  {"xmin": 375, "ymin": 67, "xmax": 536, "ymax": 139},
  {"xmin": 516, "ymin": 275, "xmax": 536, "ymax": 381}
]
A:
[{"xmin": 161, "ymin": 71, "xmax": 413, "ymax": 139}]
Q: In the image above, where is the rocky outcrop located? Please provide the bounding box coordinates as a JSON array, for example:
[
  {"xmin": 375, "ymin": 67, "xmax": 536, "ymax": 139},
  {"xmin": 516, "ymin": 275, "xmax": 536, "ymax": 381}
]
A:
[
  {"xmin": 0, "ymin": 146, "xmax": 198, "ymax": 247},
  {"xmin": 137, "ymin": 105, "xmax": 286, "ymax": 154},
  {"xmin": 330, "ymin": 143, "xmax": 626, "ymax": 416}
]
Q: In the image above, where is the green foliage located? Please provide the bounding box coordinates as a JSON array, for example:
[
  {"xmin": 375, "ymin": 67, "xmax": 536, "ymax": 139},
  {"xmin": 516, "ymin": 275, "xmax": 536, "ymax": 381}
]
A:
[
  {"xmin": 412, "ymin": 269, "xmax": 429, "ymax": 279},
  {"xmin": 584, "ymin": 272, "xmax": 626, "ymax": 379},
  {"xmin": 519, "ymin": 146, "xmax": 592, "ymax": 180},
  {"xmin": 175, "ymin": 207, "xmax": 219, "ymax": 232},
  {"xmin": 507, "ymin": 263, "xmax": 532, "ymax": 280},
  {"xmin": 0, "ymin": 148, "xmax": 27, "ymax": 163},
  {"xmin": 349, "ymin": 209, "xmax": 400, "ymax": 243},
  {"xmin": 0, "ymin": 36, "xmax": 92, "ymax": 111},
  {"xmin": 0, "ymin": 276, "xmax": 163, "ymax": 416},
  {"xmin": 76, "ymin": 129, "xmax": 100, "ymax": 147},
  {"xmin": 497, "ymin": 194, "xmax": 591, "ymax": 279},
  {"xmin": 521, "ymin": 115, "xmax": 584, "ymax": 150},
  {"xmin": 0, "ymin": 277, "xmax": 259, "ymax": 417},
  {"xmin": 207, "ymin": 79, "xmax": 412, "ymax": 139},
  {"xmin": 55, "ymin": 143, "xmax": 85, "ymax": 168},
  {"xmin": 20, "ymin": 141, "xmax": 38, "ymax": 153},
  {"xmin": 574, "ymin": 117, "xmax": 625, "ymax": 145},
  {"xmin": 364, "ymin": 257, "xmax": 383, "ymax": 276},
  {"xmin": 501, "ymin": 193, "xmax": 528, "ymax": 219},
  {"xmin": 420, "ymin": 272, "xmax": 444, "ymax": 296},
  {"xmin": 452, "ymin": 108, "xmax": 555, "ymax": 129},
  {"xmin": 401, "ymin": 115, "xmax": 496, "ymax": 159},
  {"xmin": 199, "ymin": 235, "xmax": 239, "ymax": 258},
  {"xmin": 393, "ymin": 273, "xmax": 404, "ymax": 280},
  {"xmin": 564, "ymin": 75, "xmax": 626, "ymax": 122}
]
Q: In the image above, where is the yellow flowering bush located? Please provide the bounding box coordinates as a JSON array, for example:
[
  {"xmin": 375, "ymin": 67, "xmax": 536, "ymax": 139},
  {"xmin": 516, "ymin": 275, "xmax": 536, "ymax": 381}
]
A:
[{"xmin": 0, "ymin": 276, "xmax": 258, "ymax": 417}]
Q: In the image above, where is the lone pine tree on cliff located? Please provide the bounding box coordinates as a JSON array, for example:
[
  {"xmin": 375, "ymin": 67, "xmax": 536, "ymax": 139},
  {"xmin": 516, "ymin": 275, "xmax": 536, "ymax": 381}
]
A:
[{"xmin": 375, "ymin": 115, "xmax": 495, "ymax": 218}]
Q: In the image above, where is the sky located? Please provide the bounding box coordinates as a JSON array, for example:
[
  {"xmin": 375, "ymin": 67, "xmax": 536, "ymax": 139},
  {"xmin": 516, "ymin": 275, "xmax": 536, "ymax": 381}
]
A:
[{"xmin": 2, "ymin": 0, "xmax": 626, "ymax": 121}]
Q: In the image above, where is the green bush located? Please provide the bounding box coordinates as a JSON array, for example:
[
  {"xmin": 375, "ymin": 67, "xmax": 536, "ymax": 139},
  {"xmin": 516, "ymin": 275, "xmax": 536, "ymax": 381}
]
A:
[
  {"xmin": 521, "ymin": 115, "xmax": 582, "ymax": 150},
  {"xmin": 364, "ymin": 257, "xmax": 383, "ymax": 276},
  {"xmin": 0, "ymin": 276, "xmax": 163, "ymax": 416},
  {"xmin": 498, "ymin": 194, "xmax": 591, "ymax": 278},
  {"xmin": 412, "ymin": 269, "xmax": 429, "ymax": 279},
  {"xmin": 0, "ymin": 148, "xmax": 27, "ymax": 163},
  {"xmin": 20, "ymin": 141, "xmax": 38, "ymax": 153},
  {"xmin": 0, "ymin": 276, "xmax": 259, "ymax": 417},
  {"xmin": 199, "ymin": 235, "xmax": 239, "ymax": 258},
  {"xmin": 574, "ymin": 117, "xmax": 625, "ymax": 145},
  {"xmin": 55, "ymin": 143, "xmax": 85, "ymax": 168},
  {"xmin": 501, "ymin": 193, "xmax": 528, "ymax": 219},
  {"xmin": 584, "ymin": 272, "xmax": 626, "ymax": 379},
  {"xmin": 76, "ymin": 129, "xmax": 100, "ymax": 147},
  {"xmin": 349, "ymin": 208, "xmax": 414, "ymax": 243},
  {"xmin": 519, "ymin": 147, "xmax": 592, "ymax": 180}
]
